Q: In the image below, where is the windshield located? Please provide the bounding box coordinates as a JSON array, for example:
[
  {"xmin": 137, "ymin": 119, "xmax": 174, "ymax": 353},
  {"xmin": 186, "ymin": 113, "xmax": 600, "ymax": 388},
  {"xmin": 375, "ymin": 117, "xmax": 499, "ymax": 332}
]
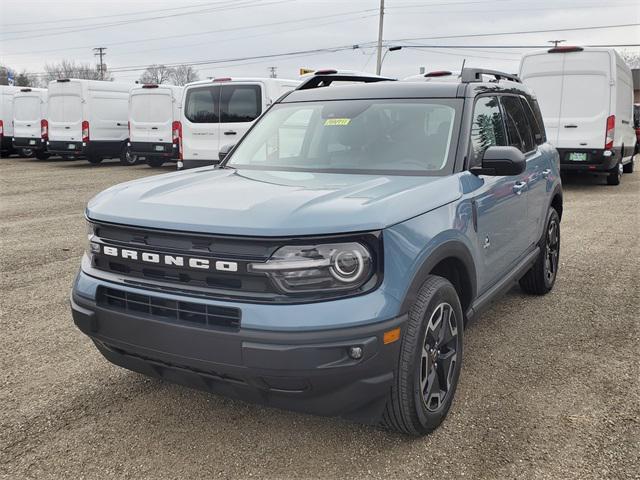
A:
[{"xmin": 226, "ymin": 99, "xmax": 461, "ymax": 174}]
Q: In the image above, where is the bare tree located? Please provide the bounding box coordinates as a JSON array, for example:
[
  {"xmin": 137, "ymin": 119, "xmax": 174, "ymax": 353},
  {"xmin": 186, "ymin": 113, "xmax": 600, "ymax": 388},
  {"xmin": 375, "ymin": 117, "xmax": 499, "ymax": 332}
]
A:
[
  {"xmin": 171, "ymin": 65, "xmax": 200, "ymax": 86},
  {"xmin": 618, "ymin": 49, "xmax": 640, "ymax": 69},
  {"xmin": 139, "ymin": 64, "xmax": 174, "ymax": 85},
  {"xmin": 43, "ymin": 60, "xmax": 111, "ymax": 82}
]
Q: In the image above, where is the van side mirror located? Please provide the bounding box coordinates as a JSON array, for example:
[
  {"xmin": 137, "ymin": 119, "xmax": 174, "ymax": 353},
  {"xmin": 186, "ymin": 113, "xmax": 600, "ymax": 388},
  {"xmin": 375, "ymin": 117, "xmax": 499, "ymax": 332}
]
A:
[
  {"xmin": 218, "ymin": 143, "xmax": 235, "ymax": 162},
  {"xmin": 471, "ymin": 146, "xmax": 525, "ymax": 176}
]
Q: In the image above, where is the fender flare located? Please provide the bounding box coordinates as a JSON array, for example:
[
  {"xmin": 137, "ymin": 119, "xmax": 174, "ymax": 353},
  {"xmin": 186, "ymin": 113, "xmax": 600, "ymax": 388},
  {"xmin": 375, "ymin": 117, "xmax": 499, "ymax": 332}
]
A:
[{"xmin": 399, "ymin": 239, "xmax": 477, "ymax": 315}]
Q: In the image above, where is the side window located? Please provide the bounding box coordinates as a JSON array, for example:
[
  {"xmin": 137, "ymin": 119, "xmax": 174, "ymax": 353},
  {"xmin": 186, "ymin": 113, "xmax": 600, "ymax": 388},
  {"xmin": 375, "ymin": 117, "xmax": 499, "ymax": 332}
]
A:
[
  {"xmin": 185, "ymin": 86, "xmax": 219, "ymax": 123},
  {"xmin": 501, "ymin": 96, "xmax": 535, "ymax": 153},
  {"xmin": 520, "ymin": 96, "xmax": 544, "ymax": 145},
  {"xmin": 221, "ymin": 85, "xmax": 261, "ymax": 123},
  {"xmin": 469, "ymin": 96, "xmax": 507, "ymax": 167}
]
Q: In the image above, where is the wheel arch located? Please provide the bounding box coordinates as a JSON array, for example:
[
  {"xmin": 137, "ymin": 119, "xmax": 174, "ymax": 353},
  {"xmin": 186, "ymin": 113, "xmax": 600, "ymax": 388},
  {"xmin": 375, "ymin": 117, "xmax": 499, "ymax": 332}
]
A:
[
  {"xmin": 550, "ymin": 185, "xmax": 563, "ymax": 220},
  {"xmin": 399, "ymin": 240, "xmax": 477, "ymax": 321}
]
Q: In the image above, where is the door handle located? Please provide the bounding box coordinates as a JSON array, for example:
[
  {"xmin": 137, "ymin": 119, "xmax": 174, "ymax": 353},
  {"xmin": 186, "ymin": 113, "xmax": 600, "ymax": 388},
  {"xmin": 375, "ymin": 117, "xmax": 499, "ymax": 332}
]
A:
[
  {"xmin": 564, "ymin": 124, "xmax": 577, "ymax": 128},
  {"xmin": 513, "ymin": 181, "xmax": 527, "ymax": 195},
  {"xmin": 117, "ymin": 122, "xmax": 124, "ymax": 126},
  {"xmin": 151, "ymin": 127, "xmax": 158, "ymax": 130},
  {"xmin": 224, "ymin": 130, "xmax": 237, "ymax": 135},
  {"xmin": 542, "ymin": 168, "xmax": 552, "ymax": 178}
]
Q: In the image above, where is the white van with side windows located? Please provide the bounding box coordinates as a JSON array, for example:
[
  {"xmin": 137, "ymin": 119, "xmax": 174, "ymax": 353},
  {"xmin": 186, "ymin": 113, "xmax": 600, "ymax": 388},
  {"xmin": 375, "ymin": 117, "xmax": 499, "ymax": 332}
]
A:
[
  {"xmin": 128, "ymin": 83, "xmax": 183, "ymax": 168},
  {"xmin": 12, "ymin": 87, "xmax": 49, "ymax": 159},
  {"xmin": 1, "ymin": 85, "xmax": 21, "ymax": 157},
  {"xmin": 179, "ymin": 77, "xmax": 300, "ymax": 169},
  {"xmin": 47, "ymin": 78, "xmax": 133, "ymax": 165},
  {"xmin": 519, "ymin": 46, "xmax": 636, "ymax": 185}
]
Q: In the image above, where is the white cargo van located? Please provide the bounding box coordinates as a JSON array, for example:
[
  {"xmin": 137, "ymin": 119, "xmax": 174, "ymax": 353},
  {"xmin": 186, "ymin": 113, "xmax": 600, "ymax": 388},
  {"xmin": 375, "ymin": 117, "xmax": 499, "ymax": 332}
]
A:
[
  {"xmin": 128, "ymin": 83, "xmax": 183, "ymax": 168},
  {"xmin": 180, "ymin": 77, "xmax": 300, "ymax": 169},
  {"xmin": 520, "ymin": 46, "xmax": 636, "ymax": 185},
  {"xmin": 47, "ymin": 78, "xmax": 133, "ymax": 164},
  {"xmin": 0, "ymin": 85, "xmax": 21, "ymax": 157},
  {"xmin": 12, "ymin": 87, "xmax": 49, "ymax": 159}
]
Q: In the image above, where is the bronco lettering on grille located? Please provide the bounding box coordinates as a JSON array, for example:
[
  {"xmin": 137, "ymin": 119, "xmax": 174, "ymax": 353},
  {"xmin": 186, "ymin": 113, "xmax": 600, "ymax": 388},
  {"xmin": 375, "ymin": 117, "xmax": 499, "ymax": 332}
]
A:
[{"xmin": 100, "ymin": 245, "xmax": 235, "ymax": 272}]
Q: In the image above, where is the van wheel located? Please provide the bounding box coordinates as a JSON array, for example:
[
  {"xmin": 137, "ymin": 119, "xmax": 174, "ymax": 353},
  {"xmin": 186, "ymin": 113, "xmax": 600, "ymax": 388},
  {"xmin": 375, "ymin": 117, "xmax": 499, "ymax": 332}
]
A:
[
  {"xmin": 21, "ymin": 148, "xmax": 34, "ymax": 157},
  {"xmin": 120, "ymin": 146, "xmax": 138, "ymax": 166},
  {"xmin": 35, "ymin": 151, "xmax": 50, "ymax": 160},
  {"xmin": 623, "ymin": 157, "xmax": 634, "ymax": 174},
  {"xmin": 381, "ymin": 275, "xmax": 464, "ymax": 436},
  {"xmin": 147, "ymin": 157, "xmax": 165, "ymax": 168},
  {"xmin": 520, "ymin": 207, "xmax": 560, "ymax": 295},
  {"xmin": 87, "ymin": 154, "xmax": 103, "ymax": 164},
  {"xmin": 606, "ymin": 162, "xmax": 622, "ymax": 185}
]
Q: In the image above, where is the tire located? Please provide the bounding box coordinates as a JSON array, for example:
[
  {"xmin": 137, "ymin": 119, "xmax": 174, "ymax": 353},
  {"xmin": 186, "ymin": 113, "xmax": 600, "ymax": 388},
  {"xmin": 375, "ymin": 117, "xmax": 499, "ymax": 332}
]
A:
[
  {"xmin": 21, "ymin": 148, "xmax": 34, "ymax": 157},
  {"xmin": 119, "ymin": 145, "xmax": 138, "ymax": 166},
  {"xmin": 381, "ymin": 275, "xmax": 464, "ymax": 436},
  {"xmin": 147, "ymin": 157, "xmax": 165, "ymax": 168},
  {"xmin": 623, "ymin": 157, "xmax": 634, "ymax": 174},
  {"xmin": 35, "ymin": 151, "xmax": 50, "ymax": 160},
  {"xmin": 519, "ymin": 207, "xmax": 560, "ymax": 295},
  {"xmin": 87, "ymin": 154, "xmax": 103, "ymax": 164},
  {"xmin": 606, "ymin": 162, "xmax": 622, "ymax": 185}
]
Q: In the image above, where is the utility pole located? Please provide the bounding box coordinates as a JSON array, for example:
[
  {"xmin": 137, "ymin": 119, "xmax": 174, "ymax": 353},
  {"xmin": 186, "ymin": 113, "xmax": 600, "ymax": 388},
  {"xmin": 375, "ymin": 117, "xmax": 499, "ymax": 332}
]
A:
[
  {"xmin": 268, "ymin": 66, "xmax": 277, "ymax": 78},
  {"xmin": 93, "ymin": 47, "xmax": 107, "ymax": 80},
  {"xmin": 375, "ymin": 0, "xmax": 385, "ymax": 75}
]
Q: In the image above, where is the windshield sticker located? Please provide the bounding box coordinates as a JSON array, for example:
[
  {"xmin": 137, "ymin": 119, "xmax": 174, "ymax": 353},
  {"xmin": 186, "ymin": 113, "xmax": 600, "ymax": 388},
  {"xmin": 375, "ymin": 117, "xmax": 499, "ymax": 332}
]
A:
[{"xmin": 324, "ymin": 118, "xmax": 351, "ymax": 126}]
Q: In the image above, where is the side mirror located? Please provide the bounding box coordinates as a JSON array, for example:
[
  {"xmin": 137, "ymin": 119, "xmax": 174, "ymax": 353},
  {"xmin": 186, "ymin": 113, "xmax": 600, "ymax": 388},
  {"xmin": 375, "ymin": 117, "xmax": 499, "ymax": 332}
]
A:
[
  {"xmin": 471, "ymin": 146, "xmax": 525, "ymax": 176},
  {"xmin": 218, "ymin": 143, "xmax": 235, "ymax": 162}
]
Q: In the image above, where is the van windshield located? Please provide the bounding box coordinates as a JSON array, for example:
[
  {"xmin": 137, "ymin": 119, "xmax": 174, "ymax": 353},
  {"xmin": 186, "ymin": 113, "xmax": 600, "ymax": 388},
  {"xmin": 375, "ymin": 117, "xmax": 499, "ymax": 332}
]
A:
[{"xmin": 225, "ymin": 99, "xmax": 461, "ymax": 175}]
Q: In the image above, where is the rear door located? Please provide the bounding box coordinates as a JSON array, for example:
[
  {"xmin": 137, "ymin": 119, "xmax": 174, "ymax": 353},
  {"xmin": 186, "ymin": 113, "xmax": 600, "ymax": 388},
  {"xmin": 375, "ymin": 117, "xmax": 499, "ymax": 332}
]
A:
[
  {"xmin": 557, "ymin": 51, "xmax": 610, "ymax": 149},
  {"xmin": 218, "ymin": 83, "xmax": 263, "ymax": 147},
  {"xmin": 13, "ymin": 95, "xmax": 41, "ymax": 141},
  {"xmin": 48, "ymin": 86, "xmax": 83, "ymax": 142},
  {"xmin": 130, "ymin": 90, "xmax": 173, "ymax": 144},
  {"xmin": 89, "ymin": 92, "xmax": 128, "ymax": 142},
  {"xmin": 182, "ymin": 85, "xmax": 221, "ymax": 160}
]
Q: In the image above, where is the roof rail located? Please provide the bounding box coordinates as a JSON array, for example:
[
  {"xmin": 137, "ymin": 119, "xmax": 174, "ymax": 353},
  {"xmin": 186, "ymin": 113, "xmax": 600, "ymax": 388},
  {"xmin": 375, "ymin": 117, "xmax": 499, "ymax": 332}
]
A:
[
  {"xmin": 296, "ymin": 71, "xmax": 395, "ymax": 90},
  {"xmin": 460, "ymin": 68, "xmax": 521, "ymax": 84}
]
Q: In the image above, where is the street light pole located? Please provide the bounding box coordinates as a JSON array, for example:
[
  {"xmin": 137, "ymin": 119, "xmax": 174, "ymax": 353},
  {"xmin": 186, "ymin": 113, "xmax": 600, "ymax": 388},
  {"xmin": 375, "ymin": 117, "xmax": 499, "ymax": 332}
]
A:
[
  {"xmin": 375, "ymin": 0, "xmax": 385, "ymax": 75},
  {"xmin": 380, "ymin": 46, "xmax": 402, "ymax": 74}
]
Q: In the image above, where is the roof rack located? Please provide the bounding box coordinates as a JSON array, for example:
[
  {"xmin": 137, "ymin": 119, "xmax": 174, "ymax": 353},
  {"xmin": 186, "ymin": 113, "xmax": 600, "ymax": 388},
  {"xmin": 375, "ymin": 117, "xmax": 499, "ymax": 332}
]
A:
[
  {"xmin": 296, "ymin": 71, "xmax": 395, "ymax": 90},
  {"xmin": 460, "ymin": 68, "xmax": 521, "ymax": 84}
]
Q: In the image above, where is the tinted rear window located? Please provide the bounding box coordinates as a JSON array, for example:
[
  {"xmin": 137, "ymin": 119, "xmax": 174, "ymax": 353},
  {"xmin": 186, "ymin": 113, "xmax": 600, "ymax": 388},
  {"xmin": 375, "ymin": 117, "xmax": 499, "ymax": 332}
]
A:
[
  {"xmin": 184, "ymin": 86, "xmax": 220, "ymax": 123},
  {"xmin": 221, "ymin": 85, "xmax": 261, "ymax": 123}
]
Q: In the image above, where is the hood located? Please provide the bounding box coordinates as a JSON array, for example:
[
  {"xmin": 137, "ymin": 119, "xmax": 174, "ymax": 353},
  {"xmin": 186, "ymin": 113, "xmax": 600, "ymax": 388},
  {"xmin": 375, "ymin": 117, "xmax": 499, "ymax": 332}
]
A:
[{"xmin": 87, "ymin": 167, "xmax": 462, "ymax": 236}]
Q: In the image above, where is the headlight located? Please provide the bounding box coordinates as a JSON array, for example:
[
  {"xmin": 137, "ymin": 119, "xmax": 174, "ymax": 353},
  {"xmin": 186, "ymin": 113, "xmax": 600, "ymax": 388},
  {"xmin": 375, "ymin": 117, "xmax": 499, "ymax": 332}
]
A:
[
  {"xmin": 86, "ymin": 221, "xmax": 99, "ymax": 255},
  {"xmin": 249, "ymin": 242, "xmax": 374, "ymax": 294}
]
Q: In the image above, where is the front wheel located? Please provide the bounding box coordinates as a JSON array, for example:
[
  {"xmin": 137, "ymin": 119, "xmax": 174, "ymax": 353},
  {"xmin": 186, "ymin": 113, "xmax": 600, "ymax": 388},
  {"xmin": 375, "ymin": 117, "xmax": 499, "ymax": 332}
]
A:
[
  {"xmin": 520, "ymin": 207, "xmax": 560, "ymax": 295},
  {"xmin": 381, "ymin": 275, "xmax": 464, "ymax": 436}
]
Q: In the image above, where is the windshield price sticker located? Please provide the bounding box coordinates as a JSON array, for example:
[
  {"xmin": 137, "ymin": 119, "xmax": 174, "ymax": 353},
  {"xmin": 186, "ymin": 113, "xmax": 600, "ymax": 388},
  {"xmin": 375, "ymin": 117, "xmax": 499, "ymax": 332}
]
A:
[{"xmin": 324, "ymin": 118, "xmax": 351, "ymax": 126}]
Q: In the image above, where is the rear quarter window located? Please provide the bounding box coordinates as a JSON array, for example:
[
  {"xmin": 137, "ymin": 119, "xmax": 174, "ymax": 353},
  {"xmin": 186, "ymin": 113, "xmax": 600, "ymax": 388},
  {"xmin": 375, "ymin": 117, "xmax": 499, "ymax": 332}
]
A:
[
  {"xmin": 221, "ymin": 85, "xmax": 261, "ymax": 123},
  {"xmin": 185, "ymin": 86, "xmax": 220, "ymax": 123}
]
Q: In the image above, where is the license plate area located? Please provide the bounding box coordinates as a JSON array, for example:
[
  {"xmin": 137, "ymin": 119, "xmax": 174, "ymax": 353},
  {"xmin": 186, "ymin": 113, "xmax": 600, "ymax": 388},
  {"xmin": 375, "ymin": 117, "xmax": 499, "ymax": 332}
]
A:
[
  {"xmin": 68, "ymin": 143, "xmax": 76, "ymax": 150},
  {"xmin": 29, "ymin": 139, "xmax": 36, "ymax": 145},
  {"xmin": 568, "ymin": 152, "xmax": 588, "ymax": 162},
  {"xmin": 155, "ymin": 145, "xmax": 165, "ymax": 152}
]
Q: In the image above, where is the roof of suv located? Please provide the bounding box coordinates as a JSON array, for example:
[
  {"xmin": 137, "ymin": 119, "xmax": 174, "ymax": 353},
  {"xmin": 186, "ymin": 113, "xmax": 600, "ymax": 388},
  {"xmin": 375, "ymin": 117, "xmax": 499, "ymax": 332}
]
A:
[{"xmin": 282, "ymin": 78, "xmax": 528, "ymax": 103}]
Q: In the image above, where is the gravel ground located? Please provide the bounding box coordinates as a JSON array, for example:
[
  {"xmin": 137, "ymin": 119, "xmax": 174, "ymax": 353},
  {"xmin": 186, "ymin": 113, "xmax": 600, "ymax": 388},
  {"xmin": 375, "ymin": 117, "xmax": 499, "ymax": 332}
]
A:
[{"xmin": 1, "ymin": 156, "xmax": 638, "ymax": 480}]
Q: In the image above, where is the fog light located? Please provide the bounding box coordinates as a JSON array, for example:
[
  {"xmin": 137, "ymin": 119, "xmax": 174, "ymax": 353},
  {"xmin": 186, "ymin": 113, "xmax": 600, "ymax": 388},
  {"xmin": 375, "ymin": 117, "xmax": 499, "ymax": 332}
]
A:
[
  {"xmin": 90, "ymin": 242, "xmax": 100, "ymax": 254},
  {"xmin": 348, "ymin": 346, "xmax": 363, "ymax": 359}
]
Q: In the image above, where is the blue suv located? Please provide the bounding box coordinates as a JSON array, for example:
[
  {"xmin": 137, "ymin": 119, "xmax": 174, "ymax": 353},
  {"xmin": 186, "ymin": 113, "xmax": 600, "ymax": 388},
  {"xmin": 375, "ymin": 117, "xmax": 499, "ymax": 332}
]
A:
[{"xmin": 71, "ymin": 69, "xmax": 562, "ymax": 436}]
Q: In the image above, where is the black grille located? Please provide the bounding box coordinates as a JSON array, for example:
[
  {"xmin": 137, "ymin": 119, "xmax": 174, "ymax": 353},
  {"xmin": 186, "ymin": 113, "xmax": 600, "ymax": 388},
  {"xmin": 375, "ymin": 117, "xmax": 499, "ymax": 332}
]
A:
[{"xmin": 98, "ymin": 287, "xmax": 241, "ymax": 329}]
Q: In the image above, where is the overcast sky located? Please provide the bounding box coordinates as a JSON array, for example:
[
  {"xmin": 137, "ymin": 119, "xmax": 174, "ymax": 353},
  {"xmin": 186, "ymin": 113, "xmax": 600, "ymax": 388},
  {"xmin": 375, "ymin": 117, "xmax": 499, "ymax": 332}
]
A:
[{"xmin": 1, "ymin": 0, "xmax": 639, "ymax": 83}]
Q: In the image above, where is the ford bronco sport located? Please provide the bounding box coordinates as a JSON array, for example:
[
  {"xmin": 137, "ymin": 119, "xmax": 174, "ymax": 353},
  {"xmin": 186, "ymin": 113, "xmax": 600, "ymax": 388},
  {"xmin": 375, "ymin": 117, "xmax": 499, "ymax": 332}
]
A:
[{"xmin": 71, "ymin": 69, "xmax": 562, "ymax": 436}]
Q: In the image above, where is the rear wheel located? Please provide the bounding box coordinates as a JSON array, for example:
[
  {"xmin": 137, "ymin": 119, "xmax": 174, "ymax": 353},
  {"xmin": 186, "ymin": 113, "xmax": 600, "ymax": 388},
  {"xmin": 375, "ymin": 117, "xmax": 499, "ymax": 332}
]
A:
[
  {"xmin": 119, "ymin": 145, "xmax": 138, "ymax": 166},
  {"xmin": 381, "ymin": 275, "xmax": 464, "ymax": 436},
  {"xmin": 147, "ymin": 157, "xmax": 165, "ymax": 168},
  {"xmin": 623, "ymin": 157, "xmax": 634, "ymax": 174},
  {"xmin": 520, "ymin": 207, "xmax": 560, "ymax": 295},
  {"xmin": 21, "ymin": 148, "xmax": 34, "ymax": 157},
  {"xmin": 607, "ymin": 162, "xmax": 622, "ymax": 185}
]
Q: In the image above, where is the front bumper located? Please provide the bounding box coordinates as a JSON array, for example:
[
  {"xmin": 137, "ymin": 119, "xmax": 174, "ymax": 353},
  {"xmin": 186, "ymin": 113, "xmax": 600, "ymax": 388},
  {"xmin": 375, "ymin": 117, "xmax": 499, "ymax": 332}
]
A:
[
  {"xmin": 71, "ymin": 272, "xmax": 404, "ymax": 423},
  {"xmin": 129, "ymin": 141, "xmax": 178, "ymax": 160},
  {"xmin": 559, "ymin": 148, "xmax": 619, "ymax": 172}
]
